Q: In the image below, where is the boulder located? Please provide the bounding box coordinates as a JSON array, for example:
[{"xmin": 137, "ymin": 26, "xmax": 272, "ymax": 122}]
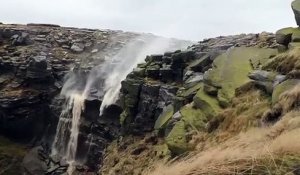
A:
[
  {"xmin": 178, "ymin": 83, "xmax": 202, "ymax": 103},
  {"xmin": 26, "ymin": 56, "xmax": 52, "ymax": 80},
  {"xmin": 204, "ymin": 47, "xmax": 277, "ymax": 102},
  {"xmin": 146, "ymin": 65, "xmax": 160, "ymax": 79},
  {"xmin": 165, "ymin": 121, "xmax": 188, "ymax": 155},
  {"xmin": 22, "ymin": 146, "xmax": 47, "ymax": 175},
  {"xmin": 292, "ymin": 0, "xmax": 300, "ymax": 26},
  {"xmin": 193, "ymin": 84, "xmax": 221, "ymax": 116},
  {"xmin": 154, "ymin": 105, "xmax": 174, "ymax": 130},
  {"xmin": 275, "ymin": 27, "xmax": 298, "ymax": 45},
  {"xmin": 180, "ymin": 104, "xmax": 207, "ymax": 131},
  {"xmin": 189, "ymin": 54, "xmax": 212, "ymax": 72},
  {"xmin": 160, "ymin": 65, "xmax": 173, "ymax": 82},
  {"xmin": 11, "ymin": 32, "xmax": 31, "ymax": 46},
  {"xmin": 248, "ymin": 70, "xmax": 277, "ymax": 82},
  {"xmin": 71, "ymin": 43, "xmax": 85, "ymax": 53},
  {"xmin": 184, "ymin": 72, "xmax": 203, "ymax": 88}
]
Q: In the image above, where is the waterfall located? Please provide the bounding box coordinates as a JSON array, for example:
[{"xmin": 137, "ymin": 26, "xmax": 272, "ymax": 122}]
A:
[
  {"xmin": 65, "ymin": 94, "xmax": 85, "ymax": 174},
  {"xmin": 50, "ymin": 35, "xmax": 192, "ymax": 174},
  {"xmin": 51, "ymin": 93, "xmax": 85, "ymax": 174}
]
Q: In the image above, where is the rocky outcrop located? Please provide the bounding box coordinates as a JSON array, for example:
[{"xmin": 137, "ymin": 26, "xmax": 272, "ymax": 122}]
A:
[
  {"xmin": 117, "ymin": 32, "xmax": 277, "ymax": 159},
  {"xmin": 0, "ymin": 23, "xmax": 191, "ymax": 174}
]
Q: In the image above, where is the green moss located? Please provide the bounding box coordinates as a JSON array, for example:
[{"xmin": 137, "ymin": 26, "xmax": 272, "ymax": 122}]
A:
[
  {"xmin": 272, "ymin": 79, "xmax": 300, "ymax": 104},
  {"xmin": 154, "ymin": 144, "xmax": 171, "ymax": 158},
  {"xmin": 205, "ymin": 47, "xmax": 277, "ymax": 102},
  {"xmin": 154, "ymin": 105, "xmax": 174, "ymax": 130},
  {"xmin": 292, "ymin": 28, "xmax": 300, "ymax": 42},
  {"xmin": 180, "ymin": 104, "xmax": 207, "ymax": 131},
  {"xmin": 193, "ymin": 84, "xmax": 221, "ymax": 116},
  {"xmin": 120, "ymin": 110, "xmax": 128, "ymax": 126},
  {"xmin": 277, "ymin": 27, "xmax": 298, "ymax": 35},
  {"xmin": 178, "ymin": 83, "xmax": 202, "ymax": 99},
  {"xmin": 165, "ymin": 121, "xmax": 188, "ymax": 155}
]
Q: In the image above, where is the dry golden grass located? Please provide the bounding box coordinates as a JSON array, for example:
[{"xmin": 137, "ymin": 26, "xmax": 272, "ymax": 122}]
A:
[
  {"xmin": 146, "ymin": 110, "xmax": 300, "ymax": 175},
  {"xmin": 263, "ymin": 48, "xmax": 300, "ymax": 74},
  {"xmin": 277, "ymin": 85, "xmax": 300, "ymax": 114}
]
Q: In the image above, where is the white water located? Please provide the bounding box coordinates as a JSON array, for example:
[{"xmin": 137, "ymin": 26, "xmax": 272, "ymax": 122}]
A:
[
  {"xmin": 99, "ymin": 37, "xmax": 190, "ymax": 114},
  {"xmin": 51, "ymin": 35, "xmax": 192, "ymax": 174},
  {"xmin": 66, "ymin": 94, "xmax": 85, "ymax": 174},
  {"xmin": 51, "ymin": 93, "xmax": 85, "ymax": 175}
]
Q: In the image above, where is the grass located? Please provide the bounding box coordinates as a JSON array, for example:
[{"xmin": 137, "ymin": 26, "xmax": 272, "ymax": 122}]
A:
[
  {"xmin": 146, "ymin": 111, "xmax": 300, "ymax": 175},
  {"xmin": 263, "ymin": 47, "xmax": 300, "ymax": 74},
  {"xmin": 146, "ymin": 85, "xmax": 300, "ymax": 175}
]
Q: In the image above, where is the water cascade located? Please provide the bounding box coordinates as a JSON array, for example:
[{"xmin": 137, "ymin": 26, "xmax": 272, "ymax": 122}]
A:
[{"xmin": 51, "ymin": 35, "xmax": 191, "ymax": 174}]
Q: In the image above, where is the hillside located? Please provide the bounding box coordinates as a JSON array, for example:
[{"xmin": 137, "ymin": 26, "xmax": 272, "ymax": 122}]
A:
[{"xmin": 1, "ymin": 1, "xmax": 300, "ymax": 175}]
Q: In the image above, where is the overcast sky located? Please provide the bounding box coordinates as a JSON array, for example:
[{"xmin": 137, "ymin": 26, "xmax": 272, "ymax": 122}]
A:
[{"xmin": 0, "ymin": 0, "xmax": 296, "ymax": 40}]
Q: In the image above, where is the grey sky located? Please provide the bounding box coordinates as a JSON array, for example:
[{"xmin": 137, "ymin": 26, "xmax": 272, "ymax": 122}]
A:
[{"xmin": 0, "ymin": 0, "xmax": 296, "ymax": 40}]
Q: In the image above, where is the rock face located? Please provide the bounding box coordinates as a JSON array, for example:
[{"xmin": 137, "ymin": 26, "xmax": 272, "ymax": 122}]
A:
[
  {"xmin": 0, "ymin": 23, "xmax": 192, "ymax": 174},
  {"xmin": 292, "ymin": 0, "xmax": 300, "ymax": 26},
  {"xmin": 26, "ymin": 56, "xmax": 52, "ymax": 80},
  {"xmin": 117, "ymin": 32, "xmax": 277, "ymax": 160}
]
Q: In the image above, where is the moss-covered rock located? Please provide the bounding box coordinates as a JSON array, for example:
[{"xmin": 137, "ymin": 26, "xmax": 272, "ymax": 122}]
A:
[
  {"xmin": 276, "ymin": 27, "xmax": 297, "ymax": 45},
  {"xmin": 292, "ymin": 28, "xmax": 300, "ymax": 42},
  {"xmin": 154, "ymin": 105, "xmax": 174, "ymax": 130},
  {"xmin": 193, "ymin": 84, "xmax": 221, "ymax": 115},
  {"xmin": 180, "ymin": 104, "xmax": 207, "ymax": 131},
  {"xmin": 205, "ymin": 47, "xmax": 277, "ymax": 103},
  {"xmin": 272, "ymin": 79, "xmax": 300, "ymax": 104},
  {"xmin": 178, "ymin": 83, "xmax": 202, "ymax": 102},
  {"xmin": 165, "ymin": 121, "xmax": 188, "ymax": 155}
]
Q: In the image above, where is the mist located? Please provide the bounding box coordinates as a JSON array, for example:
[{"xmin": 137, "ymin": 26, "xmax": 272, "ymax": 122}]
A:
[{"xmin": 0, "ymin": 0, "xmax": 295, "ymax": 40}]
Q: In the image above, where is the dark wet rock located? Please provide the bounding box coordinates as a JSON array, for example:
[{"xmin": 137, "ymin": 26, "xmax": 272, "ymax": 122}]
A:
[
  {"xmin": 146, "ymin": 65, "xmax": 160, "ymax": 79},
  {"xmin": 22, "ymin": 146, "xmax": 47, "ymax": 175},
  {"xmin": 26, "ymin": 56, "xmax": 53, "ymax": 80},
  {"xmin": 189, "ymin": 54, "xmax": 212, "ymax": 72},
  {"xmin": 27, "ymin": 23, "xmax": 61, "ymax": 27},
  {"xmin": 11, "ymin": 32, "xmax": 32, "ymax": 46},
  {"xmin": 160, "ymin": 65, "xmax": 173, "ymax": 82},
  {"xmin": 248, "ymin": 70, "xmax": 286, "ymax": 94}
]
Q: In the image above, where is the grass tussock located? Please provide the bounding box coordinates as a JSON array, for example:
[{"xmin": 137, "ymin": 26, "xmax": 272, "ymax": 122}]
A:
[
  {"xmin": 146, "ymin": 110, "xmax": 300, "ymax": 175},
  {"xmin": 263, "ymin": 48, "xmax": 300, "ymax": 74},
  {"xmin": 263, "ymin": 85, "xmax": 300, "ymax": 123}
]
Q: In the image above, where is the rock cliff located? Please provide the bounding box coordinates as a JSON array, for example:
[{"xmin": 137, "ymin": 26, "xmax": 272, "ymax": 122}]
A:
[{"xmin": 2, "ymin": 1, "xmax": 300, "ymax": 175}]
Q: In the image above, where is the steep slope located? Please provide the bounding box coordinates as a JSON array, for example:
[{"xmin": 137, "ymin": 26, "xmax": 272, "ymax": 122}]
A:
[{"xmin": 101, "ymin": 1, "xmax": 300, "ymax": 175}]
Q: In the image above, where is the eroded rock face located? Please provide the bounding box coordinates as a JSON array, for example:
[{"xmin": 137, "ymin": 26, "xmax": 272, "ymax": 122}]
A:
[{"xmin": 119, "ymin": 33, "xmax": 277, "ymax": 141}]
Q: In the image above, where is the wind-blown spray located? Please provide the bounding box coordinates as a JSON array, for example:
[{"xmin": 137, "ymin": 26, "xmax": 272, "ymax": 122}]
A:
[
  {"xmin": 99, "ymin": 36, "xmax": 190, "ymax": 114},
  {"xmin": 51, "ymin": 34, "xmax": 191, "ymax": 174}
]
